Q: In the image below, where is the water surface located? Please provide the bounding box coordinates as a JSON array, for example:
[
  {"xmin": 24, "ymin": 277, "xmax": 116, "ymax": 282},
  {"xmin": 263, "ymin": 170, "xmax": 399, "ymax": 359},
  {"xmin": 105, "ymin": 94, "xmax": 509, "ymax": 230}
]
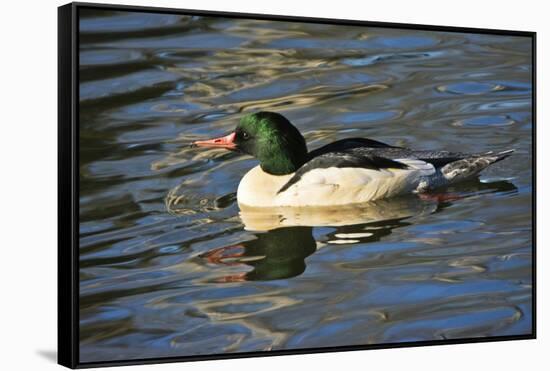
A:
[{"xmin": 78, "ymin": 9, "xmax": 533, "ymax": 363}]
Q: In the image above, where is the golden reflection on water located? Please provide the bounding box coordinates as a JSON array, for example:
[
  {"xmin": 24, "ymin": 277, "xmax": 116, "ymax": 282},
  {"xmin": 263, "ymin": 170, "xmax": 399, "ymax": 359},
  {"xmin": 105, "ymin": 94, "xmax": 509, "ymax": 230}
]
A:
[{"xmin": 238, "ymin": 196, "xmax": 437, "ymax": 231}]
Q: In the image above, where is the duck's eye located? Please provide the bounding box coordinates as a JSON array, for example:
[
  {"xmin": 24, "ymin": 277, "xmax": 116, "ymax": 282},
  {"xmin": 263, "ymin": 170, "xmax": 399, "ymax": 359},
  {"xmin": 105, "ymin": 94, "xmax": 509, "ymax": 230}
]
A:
[{"xmin": 242, "ymin": 131, "xmax": 250, "ymax": 140}]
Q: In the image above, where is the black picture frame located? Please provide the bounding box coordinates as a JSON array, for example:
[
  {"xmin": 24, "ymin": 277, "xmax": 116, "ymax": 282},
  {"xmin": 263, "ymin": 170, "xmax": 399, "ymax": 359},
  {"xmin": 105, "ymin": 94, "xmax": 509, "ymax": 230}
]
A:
[{"xmin": 58, "ymin": 2, "xmax": 537, "ymax": 369}]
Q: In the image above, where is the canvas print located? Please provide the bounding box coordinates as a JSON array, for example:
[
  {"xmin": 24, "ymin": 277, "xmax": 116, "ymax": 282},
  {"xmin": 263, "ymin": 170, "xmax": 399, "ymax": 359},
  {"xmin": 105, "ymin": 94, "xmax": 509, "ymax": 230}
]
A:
[{"xmin": 77, "ymin": 6, "xmax": 534, "ymax": 364}]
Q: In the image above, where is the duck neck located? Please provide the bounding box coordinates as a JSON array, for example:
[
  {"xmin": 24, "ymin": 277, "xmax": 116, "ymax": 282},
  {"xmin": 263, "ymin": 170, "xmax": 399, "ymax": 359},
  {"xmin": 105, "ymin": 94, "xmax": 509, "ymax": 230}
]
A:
[{"xmin": 258, "ymin": 143, "xmax": 308, "ymax": 176}]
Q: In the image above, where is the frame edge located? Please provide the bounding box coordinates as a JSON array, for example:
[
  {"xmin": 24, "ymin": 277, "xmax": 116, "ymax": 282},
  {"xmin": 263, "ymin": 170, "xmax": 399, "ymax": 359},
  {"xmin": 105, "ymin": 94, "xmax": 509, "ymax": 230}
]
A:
[
  {"xmin": 58, "ymin": 2, "xmax": 78, "ymax": 369},
  {"xmin": 65, "ymin": 2, "xmax": 536, "ymax": 368},
  {"xmin": 71, "ymin": 1, "xmax": 536, "ymax": 36}
]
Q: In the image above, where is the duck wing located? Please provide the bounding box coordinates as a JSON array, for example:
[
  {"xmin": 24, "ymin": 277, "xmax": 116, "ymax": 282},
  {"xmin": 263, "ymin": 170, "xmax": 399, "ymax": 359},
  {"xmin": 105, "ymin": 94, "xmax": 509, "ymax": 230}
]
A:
[
  {"xmin": 353, "ymin": 147, "xmax": 515, "ymax": 185},
  {"xmin": 376, "ymin": 148, "xmax": 472, "ymax": 168},
  {"xmin": 308, "ymin": 139, "xmax": 471, "ymax": 168},
  {"xmin": 285, "ymin": 140, "xmax": 514, "ymax": 195},
  {"xmin": 277, "ymin": 148, "xmax": 411, "ymax": 194},
  {"xmin": 386, "ymin": 148, "xmax": 512, "ymax": 168},
  {"xmin": 345, "ymin": 147, "xmax": 497, "ymax": 169}
]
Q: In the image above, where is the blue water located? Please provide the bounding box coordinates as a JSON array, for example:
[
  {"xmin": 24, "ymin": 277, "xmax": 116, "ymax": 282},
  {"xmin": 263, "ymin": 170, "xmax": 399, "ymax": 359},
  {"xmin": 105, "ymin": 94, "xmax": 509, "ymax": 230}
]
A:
[{"xmin": 78, "ymin": 8, "xmax": 533, "ymax": 363}]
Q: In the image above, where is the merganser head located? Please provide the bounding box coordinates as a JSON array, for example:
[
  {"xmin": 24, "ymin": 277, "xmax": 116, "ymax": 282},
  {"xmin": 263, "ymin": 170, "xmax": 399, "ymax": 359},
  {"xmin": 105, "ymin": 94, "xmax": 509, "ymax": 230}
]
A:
[{"xmin": 194, "ymin": 111, "xmax": 308, "ymax": 175}]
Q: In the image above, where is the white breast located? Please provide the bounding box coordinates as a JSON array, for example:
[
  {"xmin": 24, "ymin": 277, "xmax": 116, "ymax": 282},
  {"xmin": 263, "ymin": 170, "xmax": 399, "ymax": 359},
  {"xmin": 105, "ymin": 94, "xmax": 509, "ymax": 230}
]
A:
[
  {"xmin": 236, "ymin": 166, "xmax": 293, "ymax": 207},
  {"xmin": 237, "ymin": 159, "xmax": 435, "ymax": 208}
]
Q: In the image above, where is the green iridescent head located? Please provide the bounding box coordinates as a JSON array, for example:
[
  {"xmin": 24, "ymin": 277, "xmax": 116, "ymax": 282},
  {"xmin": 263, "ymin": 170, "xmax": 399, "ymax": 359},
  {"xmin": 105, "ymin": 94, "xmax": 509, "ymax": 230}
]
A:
[{"xmin": 233, "ymin": 112, "xmax": 308, "ymax": 175}]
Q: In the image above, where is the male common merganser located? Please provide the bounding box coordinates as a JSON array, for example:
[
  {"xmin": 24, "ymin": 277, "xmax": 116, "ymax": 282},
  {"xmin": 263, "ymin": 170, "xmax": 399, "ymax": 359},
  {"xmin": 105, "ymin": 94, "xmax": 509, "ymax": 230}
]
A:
[{"xmin": 193, "ymin": 111, "xmax": 513, "ymax": 208}]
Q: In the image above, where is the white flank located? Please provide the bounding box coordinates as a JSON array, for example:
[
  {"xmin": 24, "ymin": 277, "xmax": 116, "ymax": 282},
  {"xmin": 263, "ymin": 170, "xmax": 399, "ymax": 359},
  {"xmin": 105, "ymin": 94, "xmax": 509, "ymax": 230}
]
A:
[{"xmin": 237, "ymin": 160, "xmax": 436, "ymax": 208}]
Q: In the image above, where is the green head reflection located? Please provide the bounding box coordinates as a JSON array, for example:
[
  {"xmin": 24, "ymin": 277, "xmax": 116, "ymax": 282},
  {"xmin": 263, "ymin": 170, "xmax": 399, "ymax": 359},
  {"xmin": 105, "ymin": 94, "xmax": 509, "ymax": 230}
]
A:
[{"xmin": 201, "ymin": 226, "xmax": 316, "ymax": 281}]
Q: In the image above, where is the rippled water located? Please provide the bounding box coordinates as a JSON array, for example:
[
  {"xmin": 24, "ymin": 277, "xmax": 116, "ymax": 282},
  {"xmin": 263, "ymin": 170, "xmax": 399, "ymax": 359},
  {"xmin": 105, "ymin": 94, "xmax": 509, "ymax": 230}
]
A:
[{"xmin": 78, "ymin": 8, "xmax": 533, "ymax": 363}]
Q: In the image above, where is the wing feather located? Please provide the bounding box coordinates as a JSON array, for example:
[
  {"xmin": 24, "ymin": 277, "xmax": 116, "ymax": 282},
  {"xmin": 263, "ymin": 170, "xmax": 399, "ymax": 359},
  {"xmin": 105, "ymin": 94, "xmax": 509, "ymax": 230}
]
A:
[{"xmin": 277, "ymin": 151, "xmax": 409, "ymax": 194}]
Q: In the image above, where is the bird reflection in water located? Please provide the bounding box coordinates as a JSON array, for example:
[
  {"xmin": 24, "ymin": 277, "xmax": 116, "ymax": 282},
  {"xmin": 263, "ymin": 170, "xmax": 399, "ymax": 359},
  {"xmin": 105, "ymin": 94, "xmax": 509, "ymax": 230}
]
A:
[
  {"xmin": 201, "ymin": 226, "xmax": 317, "ymax": 281},
  {"xmin": 196, "ymin": 179, "xmax": 517, "ymax": 283}
]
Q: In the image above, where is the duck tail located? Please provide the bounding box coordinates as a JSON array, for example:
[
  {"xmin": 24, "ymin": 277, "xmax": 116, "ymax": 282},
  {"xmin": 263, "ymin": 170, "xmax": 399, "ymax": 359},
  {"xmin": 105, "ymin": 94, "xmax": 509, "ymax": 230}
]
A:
[
  {"xmin": 441, "ymin": 149, "xmax": 515, "ymax": 183},
  {"xmin": 490, "ymin": 149, "xmax": 515, "ymax": 164}
]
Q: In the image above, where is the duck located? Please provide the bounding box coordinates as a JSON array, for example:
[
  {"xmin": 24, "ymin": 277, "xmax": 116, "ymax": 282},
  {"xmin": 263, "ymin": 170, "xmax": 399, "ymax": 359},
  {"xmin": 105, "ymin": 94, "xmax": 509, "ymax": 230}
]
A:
[{"xmin": 193, "ymin": 111, "xmax": 513, "ymax": 208}]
